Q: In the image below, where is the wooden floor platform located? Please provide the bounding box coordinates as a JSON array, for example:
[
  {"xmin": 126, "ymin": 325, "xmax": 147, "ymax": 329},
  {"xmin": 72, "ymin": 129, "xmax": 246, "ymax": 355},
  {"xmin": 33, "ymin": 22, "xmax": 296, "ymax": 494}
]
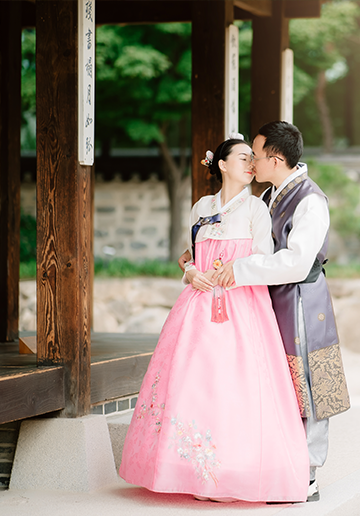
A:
[{"xmin": 0, "ymin": 332, "xmax": 158, "ymax": 425}]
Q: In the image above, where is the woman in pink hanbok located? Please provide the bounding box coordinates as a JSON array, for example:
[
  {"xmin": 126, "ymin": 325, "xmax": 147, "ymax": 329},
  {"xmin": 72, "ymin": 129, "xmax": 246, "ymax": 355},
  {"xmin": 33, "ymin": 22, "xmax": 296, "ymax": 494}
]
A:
[{"xmin": 119, "ymin": 136, "xmax": 309, "ymax": 503}]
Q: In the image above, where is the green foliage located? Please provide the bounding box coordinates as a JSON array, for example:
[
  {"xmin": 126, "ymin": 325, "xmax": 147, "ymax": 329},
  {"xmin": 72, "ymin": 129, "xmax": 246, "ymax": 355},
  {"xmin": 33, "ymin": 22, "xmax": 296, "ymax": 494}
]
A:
[
  {"xmin": 94, "ymin": 258, "xmax": 182, "ymax": 278},
  {"xmin": 236, "ymin": 21, "xmax": 252, "ymax": 138},
  {"xmin": 114, "ymin": 46, "xmax": 170, "ymax": 79},
  {"xmin": 307, "ymin": 159, "xmax": 360, "ymax": 238},
  {"xmin": 290, "ymin": 1, "xmax": 360, "ymax": 144},
  {"xmin": 291, "ymin": 1, "xmax": 360, "ymax": 72},
  {"xmin": 20, "ymin": 260, "xmax": 37, "ymax": 280},
  {"xmin": 293, "ymin": 65, "xmax": 316, "ymax": 106},
  {"xmin": 20, "ymin": 211, "xmax": 37, "ymax": 279},
  {"xmin": 20, "ymin": 211, "xmax": 37, "ymax": 262},
  {"xmin": 21, "ymin": 29, "xmax": 36, "ymax": 118},
  {"xmin": 325, "ymin": 262, "xmax": 360, "ymax": 278},
  {"xmin": 20, "ymin": 256, "xmax": 360, "ymax": 280},
  {"xmin": 21, "ymin": 29, "xmax": 36, "ymax": 150},
  {"xmin": 95, "ymin": 23, "xmax": 192, "ymax": 149}
]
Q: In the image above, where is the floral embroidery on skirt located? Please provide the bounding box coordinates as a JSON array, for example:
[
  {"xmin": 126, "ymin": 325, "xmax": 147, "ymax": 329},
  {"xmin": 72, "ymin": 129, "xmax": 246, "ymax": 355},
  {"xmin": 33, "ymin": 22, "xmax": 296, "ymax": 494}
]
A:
[{"xmin": 170, "ymin": 416, "xmax": 220, "ymax": 486}]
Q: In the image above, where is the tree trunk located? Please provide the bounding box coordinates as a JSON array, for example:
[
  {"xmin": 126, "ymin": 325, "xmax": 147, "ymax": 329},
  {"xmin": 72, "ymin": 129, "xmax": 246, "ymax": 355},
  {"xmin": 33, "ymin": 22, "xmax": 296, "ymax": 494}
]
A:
[
  {"xmin": 316, "ymin": 70, "xmax": 333, "ymax": 153},
  {"xmin": 158, "ymin": 136, "xmax": 189, "ymax": 262}
]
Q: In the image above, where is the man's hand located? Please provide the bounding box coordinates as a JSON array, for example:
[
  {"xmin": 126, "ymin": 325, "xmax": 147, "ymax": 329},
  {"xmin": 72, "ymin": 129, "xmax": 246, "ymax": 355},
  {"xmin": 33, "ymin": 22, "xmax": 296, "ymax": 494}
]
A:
[
  {"xmin": 212, "ymin": 261, "xmax": 235, "ymax": 289},
  {"xmin": 178, "ymin": 249, "xmax": 192, "ymax": 272},
  {"xmin": 186, "ymin": 268, "xmax": 214, "ymax": 292}
]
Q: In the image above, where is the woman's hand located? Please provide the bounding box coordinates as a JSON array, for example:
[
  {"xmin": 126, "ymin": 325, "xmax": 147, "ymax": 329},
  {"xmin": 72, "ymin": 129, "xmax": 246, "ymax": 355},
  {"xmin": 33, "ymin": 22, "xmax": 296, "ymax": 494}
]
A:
[
  {"xmin": 186, "ymin": 268, "xmax": 214, "ymax": 292},
  {"xmin": 212, "ymin": 261, "xmax": 235, "ymax": 289},
  {"xmin": 203, "ymin": 269, "xmax": 219, "ymax": 286}
]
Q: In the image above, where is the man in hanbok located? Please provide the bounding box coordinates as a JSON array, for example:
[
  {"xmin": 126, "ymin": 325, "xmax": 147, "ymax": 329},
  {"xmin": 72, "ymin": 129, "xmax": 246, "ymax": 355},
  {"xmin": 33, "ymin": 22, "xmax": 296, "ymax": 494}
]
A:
[{"xmin": 212, "ymin": 121, "xmax": 350, "ymax": 502}]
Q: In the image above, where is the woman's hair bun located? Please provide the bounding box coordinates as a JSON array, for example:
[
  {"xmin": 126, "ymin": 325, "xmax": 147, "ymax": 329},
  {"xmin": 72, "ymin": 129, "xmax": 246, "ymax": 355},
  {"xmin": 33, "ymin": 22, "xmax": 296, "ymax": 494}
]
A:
[{"xmin": 201, "ymin": 134, "xmax": 248, "ymax": 183}]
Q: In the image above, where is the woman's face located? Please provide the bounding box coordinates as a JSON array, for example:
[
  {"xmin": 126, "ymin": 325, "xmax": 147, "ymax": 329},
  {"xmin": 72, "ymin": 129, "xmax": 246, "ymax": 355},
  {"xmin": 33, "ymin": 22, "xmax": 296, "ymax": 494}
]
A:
[{"xmin": 220, "ymin": 143, "xmax": 254, "ymax": 185}]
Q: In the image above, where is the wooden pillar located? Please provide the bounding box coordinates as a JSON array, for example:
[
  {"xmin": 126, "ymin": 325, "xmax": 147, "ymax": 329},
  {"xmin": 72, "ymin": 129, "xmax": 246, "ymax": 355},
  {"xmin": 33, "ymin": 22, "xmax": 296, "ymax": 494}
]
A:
[
  {"xmin": 36, "ymin": 1, "xmax": 92, "ymax": 417},
  {"xmin": 0, "ymin": 2, "xmax": 22, "ymax": 342},
  {"xmin": 250, "ymin": 1, "xmax": 289, "ymax": 138},
  {"xmin": 191, "ymin": 0, "xmax": 234, "ymax": 204},
  {"xmin": 90, "ymin": 165, "xmax": 95, "ymax": 329}
]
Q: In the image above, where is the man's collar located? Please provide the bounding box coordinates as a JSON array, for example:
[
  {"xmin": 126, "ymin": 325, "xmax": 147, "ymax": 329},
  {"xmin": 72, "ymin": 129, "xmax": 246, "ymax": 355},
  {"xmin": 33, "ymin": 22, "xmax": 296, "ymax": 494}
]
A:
[{"xmin": 269, "ymin": 163, "xmax": 308, "ymax": 210}]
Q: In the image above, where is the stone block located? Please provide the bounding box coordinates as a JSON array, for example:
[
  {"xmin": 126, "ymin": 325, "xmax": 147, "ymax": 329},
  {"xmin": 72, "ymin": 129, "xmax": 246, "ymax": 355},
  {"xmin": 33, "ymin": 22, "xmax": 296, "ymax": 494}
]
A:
[
  {"xmin": 107, "ymin": 423, "xmax": 129, "ymax": 472},
  {"xmin": 116, "ymin": 228, "xmax": 133, "ymax": 236},
  {"xmin": 124, "ymin": 205, "xmax": 139, "ymax": 212},
  {"xmin": 97, "ymin": 206, "xmax": 116, "ymax": 213},
  {"xmin": 130, "ymin": 241, "xmax": 147, "ymax": 249},
  {"xmin": 123, "ymin": 307, "xmax": 170, "ymax": 333},
  {"xmin": 141, "ymin": 226, "xmax": 157, "ymax": 236},
  {"xmin": 9, "ymin": 415, "xmax": 117, "ymax": 491},
  {"xmin": 94, "ymin": 229, "xmax": 108, "ymax": 238}
]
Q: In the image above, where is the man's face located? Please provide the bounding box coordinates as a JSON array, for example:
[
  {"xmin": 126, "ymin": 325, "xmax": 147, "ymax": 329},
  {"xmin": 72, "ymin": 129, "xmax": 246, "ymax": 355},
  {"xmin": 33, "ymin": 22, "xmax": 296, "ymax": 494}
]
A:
[{"xmin": 251, "ymin": 134, "xmax": 275, "ymax": 184}]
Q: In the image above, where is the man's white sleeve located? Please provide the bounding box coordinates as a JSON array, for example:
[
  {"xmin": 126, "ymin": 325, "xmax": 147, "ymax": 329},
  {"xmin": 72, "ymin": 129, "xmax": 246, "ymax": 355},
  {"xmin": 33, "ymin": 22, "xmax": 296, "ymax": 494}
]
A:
[{"xmin": 233, "ymin": 194, "xmax": 330, "ymax": 286}]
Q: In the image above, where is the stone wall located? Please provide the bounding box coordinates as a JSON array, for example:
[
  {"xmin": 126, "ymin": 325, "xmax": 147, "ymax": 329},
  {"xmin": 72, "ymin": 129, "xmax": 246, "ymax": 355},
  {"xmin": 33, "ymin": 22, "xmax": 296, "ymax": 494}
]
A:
[{"xmin": 21, "ymin": 177, "xmax": 192, "ymax": 261}]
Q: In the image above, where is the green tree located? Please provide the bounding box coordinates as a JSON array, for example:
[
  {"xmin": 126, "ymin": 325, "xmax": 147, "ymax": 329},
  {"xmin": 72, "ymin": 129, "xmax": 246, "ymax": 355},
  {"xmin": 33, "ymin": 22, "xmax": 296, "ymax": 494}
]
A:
[
  {"xmin": 236, "ymin": 21, "xmax": 252, "ymax": 138},
  {"xmin": 21, "ymin": 29, "xmax": 36, "ymax": 150},
  {"xmin": 232, "ymin": 3, "xmax": 360, "ymax": 148},
  {"xmin": 96, "ymin": 24, "xmax": 192, "ymax": 260},
  {"xmin": 290, "ymin": 1, "xmax": 360, "ymax": 151}
]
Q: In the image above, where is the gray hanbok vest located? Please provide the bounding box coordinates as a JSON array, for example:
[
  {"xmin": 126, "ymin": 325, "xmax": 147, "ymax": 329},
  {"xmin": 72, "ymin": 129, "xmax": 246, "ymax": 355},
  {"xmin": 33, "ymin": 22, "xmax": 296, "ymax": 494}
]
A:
[{"xmin": 263, "ymin": 173, "xmax": 350, "ymax": 420}]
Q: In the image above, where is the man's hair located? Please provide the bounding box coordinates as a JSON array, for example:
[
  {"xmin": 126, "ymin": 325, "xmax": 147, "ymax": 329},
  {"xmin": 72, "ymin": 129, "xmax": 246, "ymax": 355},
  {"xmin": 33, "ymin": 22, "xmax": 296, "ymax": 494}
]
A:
[{"xmin": 258, "ymin": 121, "xmax": 303, "ymax": 169}]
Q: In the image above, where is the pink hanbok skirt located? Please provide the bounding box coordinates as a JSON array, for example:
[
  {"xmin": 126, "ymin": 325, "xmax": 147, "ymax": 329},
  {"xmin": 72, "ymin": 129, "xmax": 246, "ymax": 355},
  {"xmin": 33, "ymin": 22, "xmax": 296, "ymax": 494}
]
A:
[{"xmin": 119, "ymin": 239, "xmax": 309, "ymax": 502}]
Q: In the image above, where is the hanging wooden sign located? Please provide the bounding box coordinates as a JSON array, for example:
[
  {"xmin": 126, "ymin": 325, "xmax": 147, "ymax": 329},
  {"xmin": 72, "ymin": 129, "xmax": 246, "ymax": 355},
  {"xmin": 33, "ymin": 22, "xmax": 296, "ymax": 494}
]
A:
[
  {"xmin": 78, "ymin": 0, "xmax": 95, "ymax": 165},
  {"xmin": 225, "ymin": 24, "xmax": 239, "ymax": 138},
  {"xmin": 281, "ymin": 48, "xmax": 294, "ymax": 124}
]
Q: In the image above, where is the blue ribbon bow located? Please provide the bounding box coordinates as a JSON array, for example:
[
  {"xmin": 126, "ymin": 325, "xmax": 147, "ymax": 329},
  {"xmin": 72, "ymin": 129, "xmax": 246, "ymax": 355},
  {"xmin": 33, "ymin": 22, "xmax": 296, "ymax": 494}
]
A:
[{"xmin": 191, "ymin": 213, "xmax": 221, "ymax": 260}]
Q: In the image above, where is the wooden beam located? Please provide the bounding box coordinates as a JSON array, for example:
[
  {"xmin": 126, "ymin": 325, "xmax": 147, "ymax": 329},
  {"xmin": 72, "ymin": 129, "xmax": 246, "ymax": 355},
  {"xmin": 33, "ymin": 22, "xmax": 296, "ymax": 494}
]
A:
[
  {"xmin": 234, "ymin": 0, "xmax": 271, "ymax": 17},
  {"xmin": 191, "ymin": 0, "xmax": 234, "ymax": 204},
  {"xmin": 0, "ymin": 1, "xmax": 22, "ymax": 342},
  {"xmin": 0, "ymin": 367, "xmax": 64, "ymax": 425},
  {"xmin": 21, "ymin": 0, "xmax": 36, "ymax": 28},
  {"xmin": 36, "ymin": 1, "xmax": 92, "ymax": 417},
  {"xmin": 285, "ymin": 0, "xmax": 321, "ymax": 19},
  {"xmin": 20, "ymin": 0, "xmax": 321, "ymax": 29},
  {"xmin": 91, "ymin": 353, "xmax": 153, "ymax": 404},
  {"xmin": 234, "ymin": 6, "xmax": 253, "ymax": 20},
  {"xmin": 95, "ymin": 0, "xmax": 192, "ymax": 25},
  {"xmin": 251, "ymin": 0, "xmax": 289, "ymax": 137},
  {"xmin": 250, "ymin": 0, "xmax": 289, "ymax": 196}
]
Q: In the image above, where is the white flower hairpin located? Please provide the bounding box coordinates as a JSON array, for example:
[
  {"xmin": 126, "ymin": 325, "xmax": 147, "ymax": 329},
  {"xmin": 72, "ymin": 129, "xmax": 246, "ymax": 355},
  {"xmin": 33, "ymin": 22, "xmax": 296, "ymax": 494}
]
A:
[
  {"xmin": 227, "ymin": 132, "xmax": 244, "ymax": 140},
  {"xmin": 201, "ymin": 150, "xmax": 214, "ymax": 168}
]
